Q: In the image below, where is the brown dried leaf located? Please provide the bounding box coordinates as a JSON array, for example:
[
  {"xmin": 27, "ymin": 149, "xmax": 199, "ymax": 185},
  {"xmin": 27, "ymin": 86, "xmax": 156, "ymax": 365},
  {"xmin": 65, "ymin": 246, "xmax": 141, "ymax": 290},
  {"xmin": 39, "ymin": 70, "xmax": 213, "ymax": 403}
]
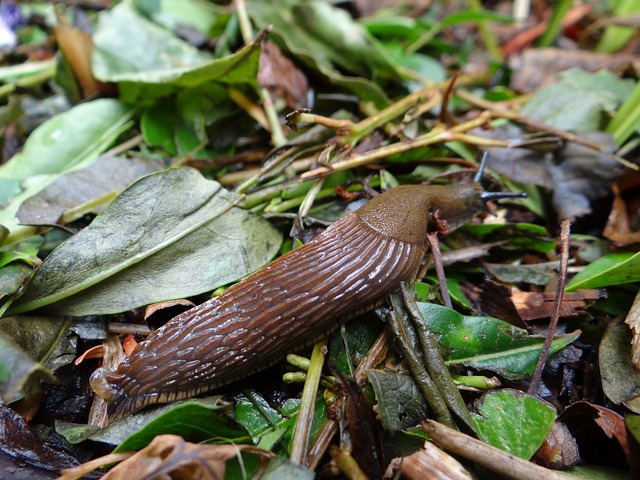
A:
[
  {"xmin": 560, "ymin": 401, "xmax": 630, "ymax": 467},
  {"xmin": 511, "ymin": 289, "xmax": 604, "ymax": 322},
  {"xmin": 604, "ymin": 181, "xmax": 640, "ymax": 244},
  {"xmin": 532, "ymin": 421, "xmax": 580, "ymax": 469},
  {"xmin": 625, "ymin": 290, "xmax": 640, "ymax": 371},
  {"xmin": 258, "ymin": 41, "xmax": 309, "ymax": 109},
  {"xmin": 98, "ymin": 435, "xmax": 272, "ymax": 480},
  {"xmin": 480, "ymin": 279, "xmax": 603, "ymax": 324},
  {"xmin": 399, "ymin": 441, "xmax": 472, "ymax": 480},
  {"xmin": 54, "ymin": 22, "xmax": 108, "ymax": 98}
]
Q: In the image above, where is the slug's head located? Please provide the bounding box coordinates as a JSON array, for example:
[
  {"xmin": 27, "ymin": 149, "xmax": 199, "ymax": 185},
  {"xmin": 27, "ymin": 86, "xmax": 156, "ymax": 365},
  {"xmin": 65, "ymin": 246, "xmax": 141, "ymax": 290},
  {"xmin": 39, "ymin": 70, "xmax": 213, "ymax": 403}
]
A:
[{"xmin": 356, "ymin": 153, "xmax": 527, "ymax": 244}]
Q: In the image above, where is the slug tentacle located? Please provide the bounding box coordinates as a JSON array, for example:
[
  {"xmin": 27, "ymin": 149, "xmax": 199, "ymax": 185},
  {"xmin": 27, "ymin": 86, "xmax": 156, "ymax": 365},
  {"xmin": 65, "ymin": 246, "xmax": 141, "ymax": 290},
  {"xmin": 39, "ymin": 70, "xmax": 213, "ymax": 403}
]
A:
[{"xmin": 92, "ymin": 157, "xmax": 526, "ymax": 419}]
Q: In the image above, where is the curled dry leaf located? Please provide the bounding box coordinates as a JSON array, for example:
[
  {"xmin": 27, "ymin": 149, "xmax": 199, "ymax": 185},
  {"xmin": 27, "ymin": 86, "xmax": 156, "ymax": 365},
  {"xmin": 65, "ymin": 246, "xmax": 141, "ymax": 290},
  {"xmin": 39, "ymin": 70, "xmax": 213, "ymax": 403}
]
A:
[
  {"xmin": 604, "ymin": 179, "xmax": 640, "ymax": 244},
  {"xmin": 624, "ymin": 290, "xmax": 640, "ymax": 371},
  {"xmin": 59, "ymin": 434, "xmax": 273, "ymax": 480},
  {"xmin": 560, "ymin": 401, "xmax": 630, "ymax": 467},
  {"xmin": 258, "ymin": 40, "xmax": 309, "ymax": 109},
  {"xmin": 54, "ymin": 18, "xmax": 108, "ymax": 98},
  {"xmin": 479, "ymin": 279, "xmax": 603, "ymax": 325},
  {"xmin": 531, "ymin": 421, "xmax": 580, "ymax": 469},
  {"xmin": 398, "ymin": 441, "xmax": 472, "ymax": 480}
]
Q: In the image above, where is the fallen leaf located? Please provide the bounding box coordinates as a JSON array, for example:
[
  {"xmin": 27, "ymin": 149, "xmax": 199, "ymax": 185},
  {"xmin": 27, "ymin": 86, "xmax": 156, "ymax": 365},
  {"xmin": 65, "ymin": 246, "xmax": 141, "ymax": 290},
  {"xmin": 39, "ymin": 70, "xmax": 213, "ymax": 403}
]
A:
[
  {"xmin": 599, "ymin": 323, "xmax": 640, "ymax": 413},
  {"xmin": 532, "ymin": 421, "xmax": 580, "ymax": 468},
  {"xmin": 101, "ymin": 434, "xmax": 271, "ymax": 480},
  {"xmin": 0, "ymin": 405, "xmax": 81, "ymax": 471},
  {"xmin": 560, "ymin": 401, "xmax": 630, "ymax": 467},
  {"xmin": 54, "ymin": 18, "xmax": 108, "ymax": 98},
  {"xmin": 511, "ymin": 289, "xmax": 605, "ymax": 322},
  {"xmin": 604, "ymin": 180, "xmax": 640, "ymax": 243},
  {"xmin": 258, "ymin": 40, "xmax": 309, "ymax": 109},
  {"xmin": 8, "ymin": 168, "xmax": 282, "ymax": 316},
  {"xmin": 624, "ymin": 290, "xmax": 640, "ymax": 371},
  {"xmin": 482, "ymin": 128, "xmax": 620, "ymax": 220}
]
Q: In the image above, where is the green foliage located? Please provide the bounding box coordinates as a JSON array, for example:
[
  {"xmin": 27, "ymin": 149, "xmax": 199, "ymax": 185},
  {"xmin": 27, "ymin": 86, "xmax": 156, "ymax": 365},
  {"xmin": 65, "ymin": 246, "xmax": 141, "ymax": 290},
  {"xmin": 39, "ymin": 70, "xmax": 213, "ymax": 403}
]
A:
[
  {"xmin": 7, "ymin": 169, "xmax": 282, "ymax": 316},
  {"xmin": 416, "ymin": 303, "xmax": 579, "ymax": 379},
  {"xmin": 473, "ymin": 390, "xmax": 556, "ymax": 460}
]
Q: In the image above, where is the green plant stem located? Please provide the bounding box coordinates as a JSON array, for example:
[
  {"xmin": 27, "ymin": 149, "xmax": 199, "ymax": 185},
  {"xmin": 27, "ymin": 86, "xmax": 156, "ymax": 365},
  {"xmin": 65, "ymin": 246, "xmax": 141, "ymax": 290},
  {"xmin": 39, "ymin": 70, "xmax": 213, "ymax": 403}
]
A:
[
  {"xmin": 343, "ymin": 71, "xmax": 493, "ymax": 146},
  {"xmin": 290, "ymin": 339, "xmax": 327, "ymax": 466},
  {"xmin": 537, "ymin": 0, "xmax": 572, "ymax": 47},
  {"xmin": 303, "ymin": 112, "xmax": 509, "ymax": 180},
  {"xmin": 387, "ymin": 293, "xmax": 456, "ymax": 428},
  {"xmin": 469, "ymin": 0, "xmax": 503, "ymax": 62},
  {"xmin": 401, "ymin": 283, "xmax": 477, "ymax": 434}
]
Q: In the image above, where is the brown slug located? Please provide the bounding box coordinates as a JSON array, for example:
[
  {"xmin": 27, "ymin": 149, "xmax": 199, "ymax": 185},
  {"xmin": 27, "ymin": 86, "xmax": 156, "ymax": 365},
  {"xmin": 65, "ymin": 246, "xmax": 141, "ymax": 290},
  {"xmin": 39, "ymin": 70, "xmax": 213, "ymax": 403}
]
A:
[{"xmin": 90, "ymin": 157, "xmax": 526, "ymax": 418}]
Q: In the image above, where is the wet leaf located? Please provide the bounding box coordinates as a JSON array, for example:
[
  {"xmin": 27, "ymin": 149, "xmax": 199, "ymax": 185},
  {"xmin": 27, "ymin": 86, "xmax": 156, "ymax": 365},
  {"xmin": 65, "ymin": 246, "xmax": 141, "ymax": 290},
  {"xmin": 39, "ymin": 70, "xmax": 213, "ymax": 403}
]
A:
[
  {"xmin": 473, "ymin": 389, "xmax": 556, "ymax": 460},
  {"xmin": 93, "ymin": 3, "xmax": 261, "ymax": 103},
  {"xmin": 416, "ymin": 303, "xmax": 580, "ymax": 379},
  {"xmin": 247, "ymin": 0, "xmax": 392, "ymax": 107},
  {"xmin": 0, "ymin": 405, "xmax": 81, "ymax": 471},
  {"xmin": 8, "ymin": 168, "xmax": 282, "ymax": 316},
  {"xmin": 368, "ymin": 369, "xmax": 427, "ymax": 432},
  {"xmin": 599, "ymin": 323, "xmax": 640, "ymax": 413},
  {"xmin": 566, "ymin": 252, "xmax": 640, "ymax": 291},
  {"xmin": 521, "ymin": 68, "xmax": 634, "ymax": 132},
  {"xmin": 0, "ymin": 99, "xmax": 134, "ymax": 233},
  {"xmin": 0, "ymin": 328, "xmax": 56, "ymax": 402},
  {"xmin": 17, "ymin": 155, "xmax": 164, "ymax": 226},
  {"xmin": 114, "ymin": 401, "xmax": 251, "ymax": 453}
]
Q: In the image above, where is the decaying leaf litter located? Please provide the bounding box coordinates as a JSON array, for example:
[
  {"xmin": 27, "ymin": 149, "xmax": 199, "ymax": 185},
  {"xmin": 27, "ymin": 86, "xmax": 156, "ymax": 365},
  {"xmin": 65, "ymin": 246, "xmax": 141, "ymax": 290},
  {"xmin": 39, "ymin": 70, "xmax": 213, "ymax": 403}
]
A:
[{"xmin": 0, "ymin": 0, "xmax": 639, "ymax": 478}]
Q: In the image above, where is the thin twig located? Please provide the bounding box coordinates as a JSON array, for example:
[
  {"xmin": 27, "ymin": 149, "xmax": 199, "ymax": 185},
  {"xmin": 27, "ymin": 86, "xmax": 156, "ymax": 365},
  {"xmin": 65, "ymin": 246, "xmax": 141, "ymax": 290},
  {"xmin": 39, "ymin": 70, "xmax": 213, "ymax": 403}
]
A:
[
  {"xmin": 528, "ymin": 219, "xmax": 571, "ymax": 395},
  {"xmin": 427, "ymin": 231, "xmax": 452, "ymax": 308},
  {"xmin": 424, "ymin": 420, "xmax": 570, "ymax": 480}
]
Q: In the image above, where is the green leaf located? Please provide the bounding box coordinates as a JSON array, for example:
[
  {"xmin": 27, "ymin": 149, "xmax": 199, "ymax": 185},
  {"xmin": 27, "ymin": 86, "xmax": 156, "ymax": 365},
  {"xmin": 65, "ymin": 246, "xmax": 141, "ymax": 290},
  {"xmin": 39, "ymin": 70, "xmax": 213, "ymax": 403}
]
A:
[
  {"xmin": 136, "ymin": 0, "xmax": 224, "ymax": 36},
  {"xmin": 0, "ymin": 99, "xmax": 134, "ymax": 235},
  {"xmin": 521, "ymin": 69, "xmax": 635, "ymax": 132},
  {"xmin": 0, "ymin": 236, "xmax": 42, "ymax": 268},
  {"xmin": 368, "ymin": 369, "xmax": 427, "ymax": 433},
  {"xmin": 7, "ymin": 168, "xmax": 282, "ymax": 316},
  {"xmin": 565, "ymin": 252, "xmax": 640, "ymax": 291},
  {"xmin": 473, "ymin": 389, "xmax": 556, "ymax": 460},
  {"xmin": 234, "ymin": 393, "xmax": 327, "ymax": 455},
  {"xmin": 92, "ymin": 3, "xmax": 261, "ymax": 103},
  {"xmin": 246, "ymin": 0, "xmax": 393, "ymax": 108},
  {"xmin": 0, "ymin": 99, "xmax": 133, "ymax": 180},
  {"xmin": 0, "ymin": 316, "xmax": 68, "ymax": 401},
  {"xmin": 441, "ymin": 9, "xmax": 513, "ymax": 27},
  {"xmin": 113, "ymin": 401, "xmax": 251, "ymax": 452},
  {"xmin": 417, "ymin": 303, "xmax": 580, "ymax": 379}
]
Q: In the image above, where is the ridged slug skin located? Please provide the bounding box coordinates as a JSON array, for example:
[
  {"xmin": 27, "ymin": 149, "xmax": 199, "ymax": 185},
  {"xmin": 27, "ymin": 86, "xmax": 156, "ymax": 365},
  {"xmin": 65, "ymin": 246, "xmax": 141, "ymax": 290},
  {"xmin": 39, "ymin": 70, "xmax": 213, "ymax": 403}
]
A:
[{"xmin": 91, "ymin": 182, "xmax": 485, "ymax": 418}]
